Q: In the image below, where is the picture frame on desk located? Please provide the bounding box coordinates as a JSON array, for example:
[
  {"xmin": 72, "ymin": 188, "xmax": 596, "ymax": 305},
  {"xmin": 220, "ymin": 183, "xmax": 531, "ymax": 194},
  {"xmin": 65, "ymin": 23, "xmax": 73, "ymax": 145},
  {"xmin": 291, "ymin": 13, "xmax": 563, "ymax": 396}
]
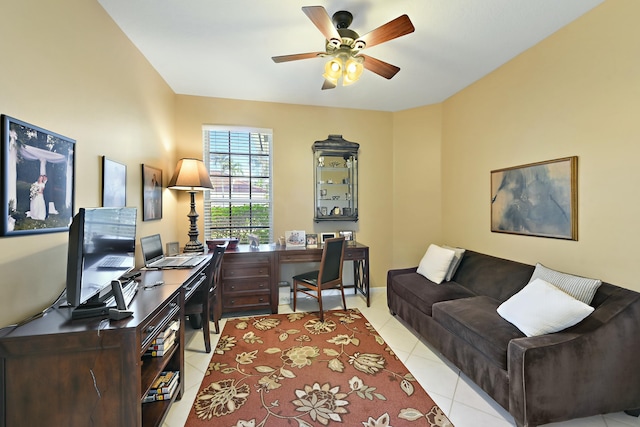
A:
[
  {"xmin": 1, "ymin": 115, "xmax": 76, "ymax": 236},
  {"xmin": 339, "ymin": 230, "xmax": 355, "ymax": 245},
  {"xmin": 320, "ymin": 232, "xmax": 337, "ymax": 244},
  {"xmin": 285, "ymin": 230, "xmax": 305, "ymax": 248},
  {"xmin": 142, "ymin": 164, "xmax": 162, "ymax": 221},
  {"xmin": 306, "ymin": 233, "xmax": 318, "ymax": 247}
]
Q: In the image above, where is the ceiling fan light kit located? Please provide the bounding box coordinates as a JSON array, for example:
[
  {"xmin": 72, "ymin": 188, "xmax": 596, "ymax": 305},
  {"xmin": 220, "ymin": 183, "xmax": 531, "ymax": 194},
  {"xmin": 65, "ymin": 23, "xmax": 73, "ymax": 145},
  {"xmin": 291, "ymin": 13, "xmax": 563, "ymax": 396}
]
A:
[
  {"xmin": 322, "ymin": 54, "xmax": 364, "ymax": 88},
  {"xmin": 272, "ymin": 6, "xmax": 415, "ymax": 90}
]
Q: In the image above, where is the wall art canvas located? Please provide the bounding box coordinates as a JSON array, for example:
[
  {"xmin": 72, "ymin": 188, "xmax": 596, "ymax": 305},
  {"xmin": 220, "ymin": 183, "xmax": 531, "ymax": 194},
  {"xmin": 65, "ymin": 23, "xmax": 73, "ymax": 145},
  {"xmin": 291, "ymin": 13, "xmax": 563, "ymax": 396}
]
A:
[
  {"xmin": 102, "ymin": 156, "xmax": 126, "ymax": 207},
  {"xmin": 1, "ymin": 115, "xmax": 75, "ymax": 236},
  {"xmin": 142, "ymin": 164, "xmax": 162, "ymax": 221},
  {"xmin": 491, "ymin": 156, "xmax": 577, "ymax": 240}
]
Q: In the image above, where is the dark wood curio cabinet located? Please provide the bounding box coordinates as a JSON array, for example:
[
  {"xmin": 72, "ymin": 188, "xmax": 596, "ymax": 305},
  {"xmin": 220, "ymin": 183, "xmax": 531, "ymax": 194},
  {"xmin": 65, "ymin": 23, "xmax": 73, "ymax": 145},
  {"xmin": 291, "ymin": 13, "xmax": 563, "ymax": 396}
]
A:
[{"xmin": 313, "ymin": 134, "xmax": 359, "ymax": 222}]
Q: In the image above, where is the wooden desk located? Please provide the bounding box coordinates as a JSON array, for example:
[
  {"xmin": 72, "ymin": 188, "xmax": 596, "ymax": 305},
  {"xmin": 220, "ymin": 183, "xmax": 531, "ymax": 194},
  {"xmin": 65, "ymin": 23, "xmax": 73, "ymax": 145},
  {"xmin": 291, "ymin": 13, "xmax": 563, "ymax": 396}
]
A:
[
  {"xmin": 217, "ymin": 242, "xmax": 369, "ymax": 316},
  {"xmin": 0, "ymin": 260, "xmax": 208, "ymax": 427}
]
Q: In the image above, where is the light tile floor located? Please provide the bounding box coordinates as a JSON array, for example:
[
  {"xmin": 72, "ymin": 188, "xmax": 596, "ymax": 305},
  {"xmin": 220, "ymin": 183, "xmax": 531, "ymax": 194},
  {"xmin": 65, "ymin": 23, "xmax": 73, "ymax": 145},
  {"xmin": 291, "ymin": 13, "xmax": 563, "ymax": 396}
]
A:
[{"xmin": 163, "ymin": 290, "xmax": 640, "ymax": 427}]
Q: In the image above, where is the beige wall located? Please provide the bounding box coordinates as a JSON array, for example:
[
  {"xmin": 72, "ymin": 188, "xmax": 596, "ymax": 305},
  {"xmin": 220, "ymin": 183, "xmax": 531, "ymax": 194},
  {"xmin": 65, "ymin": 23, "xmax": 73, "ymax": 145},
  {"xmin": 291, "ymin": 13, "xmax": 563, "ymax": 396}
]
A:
[
  {"xmin": 392, "ymin": 104, "xmax": 443, "ymax": 267},
  {"xmin": 174, "ymin": 95, "xmax": 394, "ymax": 289},
  {"xmin": 0, "ymin": 0, "xmax": 179, "ymax": 326},
  {"xmin": 441, "ymin": 0, "xmax": 640, "ymax": 289}
]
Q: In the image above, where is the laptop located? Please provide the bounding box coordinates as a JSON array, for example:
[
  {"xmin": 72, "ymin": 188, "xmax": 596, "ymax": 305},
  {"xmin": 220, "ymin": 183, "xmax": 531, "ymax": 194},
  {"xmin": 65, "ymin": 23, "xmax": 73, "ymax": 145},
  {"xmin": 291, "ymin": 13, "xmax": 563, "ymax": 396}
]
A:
[{"xmin": 140, "ymin": 234, "xmax": 207, "ymax": 269}]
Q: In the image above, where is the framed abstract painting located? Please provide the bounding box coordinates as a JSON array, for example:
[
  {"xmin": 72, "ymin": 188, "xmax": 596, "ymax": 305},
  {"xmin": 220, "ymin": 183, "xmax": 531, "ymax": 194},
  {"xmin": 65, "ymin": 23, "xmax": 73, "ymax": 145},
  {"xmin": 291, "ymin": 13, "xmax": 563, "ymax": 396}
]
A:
[{"xmin": 491, "ymin": 156, "xmax": 577, "ymax": 240}]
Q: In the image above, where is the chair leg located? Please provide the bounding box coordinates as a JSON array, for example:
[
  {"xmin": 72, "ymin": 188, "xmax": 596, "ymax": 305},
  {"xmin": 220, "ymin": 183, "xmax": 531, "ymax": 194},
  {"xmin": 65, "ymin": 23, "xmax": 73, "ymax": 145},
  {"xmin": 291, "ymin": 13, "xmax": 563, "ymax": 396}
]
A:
[
  {"xmin": 210, "ymin": 296, "xmax": 220, "ymax": 334},
  {"xmin": 202, "ymin": 302, "xmax": 211, "ymax": 353},
  {"xmin": 293, "ymin": 280, "xmax": 298, "ymax": 312},
  {"xmin": 318, "ymin": 287, "xmax": 324, "ymax": 321},
  {"xmin": 339, "ymin": 282, "xmax": 347, "ymax": 311}
]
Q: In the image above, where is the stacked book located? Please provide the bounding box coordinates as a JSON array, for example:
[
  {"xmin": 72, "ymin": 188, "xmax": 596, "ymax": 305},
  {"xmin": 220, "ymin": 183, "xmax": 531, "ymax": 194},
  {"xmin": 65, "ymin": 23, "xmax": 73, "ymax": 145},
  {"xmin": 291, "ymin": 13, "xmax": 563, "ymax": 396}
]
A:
[
  {"xmin": 143, "ymin": 370, "xmax": 180, "ymax": 403},
  {"xmin": 143, "ymin": 319, "xmax": 179, "ymax": 358}
]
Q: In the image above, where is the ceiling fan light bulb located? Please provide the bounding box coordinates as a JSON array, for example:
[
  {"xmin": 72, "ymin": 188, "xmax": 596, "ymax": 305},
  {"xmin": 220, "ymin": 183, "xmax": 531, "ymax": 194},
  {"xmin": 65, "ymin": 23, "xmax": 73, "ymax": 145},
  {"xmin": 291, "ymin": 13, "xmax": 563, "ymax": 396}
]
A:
[
  {"xmin": 323, "ymin": 58, "xmax": 343, "ymax": 83},
  {"xmin": 343, "ymin": 58, "xmax": 364, "ymax": 86}
]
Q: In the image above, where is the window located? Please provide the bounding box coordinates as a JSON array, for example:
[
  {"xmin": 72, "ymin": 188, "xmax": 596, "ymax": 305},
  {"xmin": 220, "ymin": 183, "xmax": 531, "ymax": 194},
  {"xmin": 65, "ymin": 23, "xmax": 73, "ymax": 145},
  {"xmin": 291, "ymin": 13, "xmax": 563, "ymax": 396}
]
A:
[{"xmin": 203, "ymin": 126, "xmax": 273, "ymax": 244}]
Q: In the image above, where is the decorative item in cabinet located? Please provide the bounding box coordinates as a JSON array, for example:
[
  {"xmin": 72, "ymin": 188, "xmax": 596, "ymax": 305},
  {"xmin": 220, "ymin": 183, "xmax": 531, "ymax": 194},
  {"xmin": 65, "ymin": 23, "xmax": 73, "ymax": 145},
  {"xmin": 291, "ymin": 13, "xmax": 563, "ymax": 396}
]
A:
[{"xmin": 313, "ymin": 134, "xmax": 359, "ymax": 222}]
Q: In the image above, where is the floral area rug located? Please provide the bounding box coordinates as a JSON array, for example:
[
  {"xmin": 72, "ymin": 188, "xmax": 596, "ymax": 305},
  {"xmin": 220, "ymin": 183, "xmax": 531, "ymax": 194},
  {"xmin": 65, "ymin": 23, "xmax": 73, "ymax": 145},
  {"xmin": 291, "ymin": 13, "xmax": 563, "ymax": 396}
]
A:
[{"xmin": 186, "ymin": 309, "xmax": 453, "ymax": 427}]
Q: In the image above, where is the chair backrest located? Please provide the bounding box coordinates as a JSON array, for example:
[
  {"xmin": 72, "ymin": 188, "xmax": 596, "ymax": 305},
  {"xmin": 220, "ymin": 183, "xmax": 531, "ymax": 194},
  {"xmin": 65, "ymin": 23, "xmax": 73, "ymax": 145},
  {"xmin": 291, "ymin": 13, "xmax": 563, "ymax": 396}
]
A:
[
  {"xmin": 205, "ymin": 243, "xmax": 227, "ymax": 293},
  {"xmin": 318, "ymin": 237, "xmax": 346, "ymax": 285}
]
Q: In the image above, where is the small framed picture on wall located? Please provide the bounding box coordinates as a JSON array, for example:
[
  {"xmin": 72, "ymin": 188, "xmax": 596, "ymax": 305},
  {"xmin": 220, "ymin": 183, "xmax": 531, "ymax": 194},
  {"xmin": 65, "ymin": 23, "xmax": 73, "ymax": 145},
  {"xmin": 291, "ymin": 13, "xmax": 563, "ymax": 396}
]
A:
[
  {"xmin": 142, "ymin": 164, "xmax": 162, "ymax": 221},
  {"xmin": 102, "ymin": 157, "xmax": 126, "ymax": 207}
]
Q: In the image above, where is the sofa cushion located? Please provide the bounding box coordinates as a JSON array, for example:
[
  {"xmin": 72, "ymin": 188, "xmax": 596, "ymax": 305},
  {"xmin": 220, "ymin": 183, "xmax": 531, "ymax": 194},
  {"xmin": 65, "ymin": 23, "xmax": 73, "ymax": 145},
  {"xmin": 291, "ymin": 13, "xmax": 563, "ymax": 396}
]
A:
[
  {"xmin": 443, "ymin": 245, "xmax": 466, "ymax": 281},
  {"xmin": 433, "ymin": 296, "xmax": 524, "ymax": 370},
  {"xmin": 390, "ymin": 272, "xmax": 477, "ymax": 316},
  {"xmin": 417, "ymin": 244, "xmax": 456, "ymax": 284},
  {"xmin": 497, "ymin": 278, "xmax": 595, "ymax": 337},
  {"xmin": 453, "ymin": 251, "xmax": 535, "ymax": 302},
  {"xmin": 529, "ymin": 263, "xmax": 601, "ymax": 304}
]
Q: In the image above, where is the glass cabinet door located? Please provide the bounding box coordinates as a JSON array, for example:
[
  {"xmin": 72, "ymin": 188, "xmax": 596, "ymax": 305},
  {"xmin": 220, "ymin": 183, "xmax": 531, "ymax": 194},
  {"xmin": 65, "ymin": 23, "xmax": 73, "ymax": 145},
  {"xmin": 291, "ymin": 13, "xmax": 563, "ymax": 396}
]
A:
[{"xmin": 313, "ymin": 135, "xmax": 359, "ymax": 222}]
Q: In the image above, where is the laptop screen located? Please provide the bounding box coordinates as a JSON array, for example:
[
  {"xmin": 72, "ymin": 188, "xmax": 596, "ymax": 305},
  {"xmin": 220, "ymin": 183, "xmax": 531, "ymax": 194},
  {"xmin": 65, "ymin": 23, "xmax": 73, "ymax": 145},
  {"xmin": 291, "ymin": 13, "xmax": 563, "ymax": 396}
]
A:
[{"xmin": 140, "ymin": 234, "xmax": 164, "ymax": 265}]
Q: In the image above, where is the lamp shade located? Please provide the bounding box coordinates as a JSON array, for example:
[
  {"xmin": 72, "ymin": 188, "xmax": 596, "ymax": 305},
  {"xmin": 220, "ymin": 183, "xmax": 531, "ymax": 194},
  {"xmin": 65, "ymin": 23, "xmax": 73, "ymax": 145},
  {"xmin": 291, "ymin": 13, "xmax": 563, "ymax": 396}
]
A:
[{"xmin": 168, "ymin": 158, "xmax": 213, "ymax": 191}]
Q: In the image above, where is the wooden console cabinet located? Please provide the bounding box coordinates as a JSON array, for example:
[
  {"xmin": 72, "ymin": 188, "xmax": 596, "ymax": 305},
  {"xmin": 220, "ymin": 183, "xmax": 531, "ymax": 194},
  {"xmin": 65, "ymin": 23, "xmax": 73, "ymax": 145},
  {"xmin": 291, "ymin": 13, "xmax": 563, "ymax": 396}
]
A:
[
  {"xmin": 0, "ymin": 264, "xmax": 207, "ymax": 427},
  {"xmin": 217, "ymin": 242, "xmax": 370, "ymax": 316},
  {"xmin": 220, "ymin": 248, "xmax": 277, "ymax": 314}
]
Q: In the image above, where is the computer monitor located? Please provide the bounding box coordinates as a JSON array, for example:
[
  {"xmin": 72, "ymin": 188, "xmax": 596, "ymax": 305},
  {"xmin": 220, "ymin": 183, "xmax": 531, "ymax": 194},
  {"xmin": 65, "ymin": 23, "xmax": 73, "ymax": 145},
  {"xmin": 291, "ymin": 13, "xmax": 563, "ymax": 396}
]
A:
[{"xmin": 65, "ymin": 207, "xmax": 137, "ymax": 307}]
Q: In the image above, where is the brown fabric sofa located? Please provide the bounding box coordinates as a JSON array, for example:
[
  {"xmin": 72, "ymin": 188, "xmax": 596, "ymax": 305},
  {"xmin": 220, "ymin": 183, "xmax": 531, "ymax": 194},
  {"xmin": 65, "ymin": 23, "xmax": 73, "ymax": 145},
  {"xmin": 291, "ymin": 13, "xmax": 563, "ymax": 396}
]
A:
[{"xmin": 386, "ymin": 249, "xmax": 640, "ymax": 427}]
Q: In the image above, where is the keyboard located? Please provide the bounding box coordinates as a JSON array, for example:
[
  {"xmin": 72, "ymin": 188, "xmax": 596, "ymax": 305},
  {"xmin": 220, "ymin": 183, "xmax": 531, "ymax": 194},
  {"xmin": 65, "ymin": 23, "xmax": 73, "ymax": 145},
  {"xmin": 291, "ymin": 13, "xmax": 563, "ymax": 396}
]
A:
[
  {"xmin": 149, "ymin": 255, "xmax": 207, "ymax": 268},
  {"xmin": 99, "ymin": 256, "xmax": 127, "ymax": 268},
  {"xmin": 104, "ymin": 280, "xmax": 138, "ymax": 308}
]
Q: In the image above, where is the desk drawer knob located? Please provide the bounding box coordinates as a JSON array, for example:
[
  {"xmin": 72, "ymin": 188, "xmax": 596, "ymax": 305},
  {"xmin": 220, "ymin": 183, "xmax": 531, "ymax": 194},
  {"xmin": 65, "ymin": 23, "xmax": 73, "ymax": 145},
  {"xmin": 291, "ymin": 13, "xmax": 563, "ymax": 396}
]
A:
[{"xmin": 259, "ymin": 298, "xmax": 264, "ymax": 302}]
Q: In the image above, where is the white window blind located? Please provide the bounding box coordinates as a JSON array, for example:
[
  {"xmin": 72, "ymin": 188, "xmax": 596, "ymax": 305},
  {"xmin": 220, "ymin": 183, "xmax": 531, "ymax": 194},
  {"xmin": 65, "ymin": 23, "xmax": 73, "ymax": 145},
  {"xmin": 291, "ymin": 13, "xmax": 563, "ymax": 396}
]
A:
[{"xmin": 203, "ymin": 125, "xmax": 273, "ymax": 244}]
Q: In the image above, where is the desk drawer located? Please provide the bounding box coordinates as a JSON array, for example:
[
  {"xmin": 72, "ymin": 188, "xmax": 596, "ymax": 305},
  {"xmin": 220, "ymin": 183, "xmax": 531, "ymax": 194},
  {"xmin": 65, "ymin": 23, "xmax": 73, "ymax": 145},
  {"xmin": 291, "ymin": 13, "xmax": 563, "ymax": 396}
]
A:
[
  {"xmin": 223, "ymin": 294, "xmax": 270, "ymax": 309},
  {"xmin": 278, "ymin": 251, "xmax": 320, "ymax": 263},
  {"xmin": 223, "ymin": 279, "xmax": 271, "ymax": 293},
  {"xmin": 345, "ymin": 248, "xmax": 367, "ymax": 260},
  {"xmin": 139, "ymin": 293, "xmax": 180, "ymax": 352},
  {"xmin": 223, "ymin": 265, "xmax": 270, "ymax": 279}
]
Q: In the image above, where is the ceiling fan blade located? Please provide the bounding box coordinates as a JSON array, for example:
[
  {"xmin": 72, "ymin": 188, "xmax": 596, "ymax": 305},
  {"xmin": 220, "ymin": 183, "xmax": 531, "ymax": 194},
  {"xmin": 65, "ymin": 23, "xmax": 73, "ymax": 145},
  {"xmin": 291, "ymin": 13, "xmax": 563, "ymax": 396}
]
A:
[
  {"xmin": 360, "ymin": 54, "xmax": 400, "ymax": 79},
  {"xmin": 357, "ymin": 15, "xmax": 415, "ymax": 49},
  {"xmin": 272, "ymin": 52, "xmax": 324, "ymax": 63},
  {"xmin": 321, "ymin": 79, "xmax": 337, "ymax": 90},
  {"xmin": 302, "ymin": 6, "xmax": 341, "ymax": 42}
]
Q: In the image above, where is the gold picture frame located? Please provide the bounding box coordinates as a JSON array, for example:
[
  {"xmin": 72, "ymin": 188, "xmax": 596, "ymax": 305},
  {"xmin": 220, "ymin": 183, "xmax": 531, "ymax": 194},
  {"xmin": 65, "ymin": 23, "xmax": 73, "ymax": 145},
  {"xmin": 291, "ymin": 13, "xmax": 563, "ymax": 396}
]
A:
[{"xmin": 491, "ymin": 156, "xmax": 577, "ymax": 240}]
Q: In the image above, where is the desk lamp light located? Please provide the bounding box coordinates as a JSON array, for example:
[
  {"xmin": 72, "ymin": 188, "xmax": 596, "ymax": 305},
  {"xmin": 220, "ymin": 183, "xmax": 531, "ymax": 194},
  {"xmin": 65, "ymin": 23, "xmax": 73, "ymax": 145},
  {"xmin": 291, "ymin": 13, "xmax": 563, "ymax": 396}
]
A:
[{"xmin": 168, "ymin": 158, "xmax": 213, "ymax": 253}]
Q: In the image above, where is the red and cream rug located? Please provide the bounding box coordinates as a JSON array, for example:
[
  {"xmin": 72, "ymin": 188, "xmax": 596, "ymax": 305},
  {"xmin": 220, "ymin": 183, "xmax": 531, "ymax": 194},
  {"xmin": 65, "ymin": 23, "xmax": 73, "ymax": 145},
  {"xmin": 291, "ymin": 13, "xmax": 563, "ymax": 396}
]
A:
[{"xmin": 186, "ymin": 309, "xmax": 453, "ymax": 427}]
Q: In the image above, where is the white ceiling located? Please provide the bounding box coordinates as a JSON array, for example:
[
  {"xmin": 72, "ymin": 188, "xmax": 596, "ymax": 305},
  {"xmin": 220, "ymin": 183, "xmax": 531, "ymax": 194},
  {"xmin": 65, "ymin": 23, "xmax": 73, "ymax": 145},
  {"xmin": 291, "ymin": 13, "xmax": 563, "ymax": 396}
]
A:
[{"xmin": 98, "ymin": 0, "xmax": 603, "ymax": 112}]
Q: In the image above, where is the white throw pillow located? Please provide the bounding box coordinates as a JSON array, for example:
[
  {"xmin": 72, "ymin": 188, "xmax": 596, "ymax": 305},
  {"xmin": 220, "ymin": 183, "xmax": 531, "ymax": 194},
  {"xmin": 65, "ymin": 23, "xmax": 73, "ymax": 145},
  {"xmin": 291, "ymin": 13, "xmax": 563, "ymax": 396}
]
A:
[
  {"xmin": 497, "ymin": 278, "xmax": 594, "ymax": 337},
  {"xmin": 443, "ymin": 245, "xmax": 466, "ymax": 281},
  {"xmin": 529, "ymin": 263, "xmax": 601, "ymax": 304},
  {"xmin": 417, "ymin": 244, "xmax": 456, "ymax": 284}
]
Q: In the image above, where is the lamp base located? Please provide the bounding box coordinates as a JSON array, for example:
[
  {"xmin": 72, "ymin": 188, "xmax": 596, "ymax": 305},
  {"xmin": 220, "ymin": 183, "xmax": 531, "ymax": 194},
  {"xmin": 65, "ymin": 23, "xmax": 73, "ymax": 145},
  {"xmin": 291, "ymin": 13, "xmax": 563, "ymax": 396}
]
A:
[
  {"xmin": 184, "ymin": 190, "xmax": 204, "ymax": 253},
  {"xmin": 184, "ymin": 240, "xmax": 205, "ymax": 253}
]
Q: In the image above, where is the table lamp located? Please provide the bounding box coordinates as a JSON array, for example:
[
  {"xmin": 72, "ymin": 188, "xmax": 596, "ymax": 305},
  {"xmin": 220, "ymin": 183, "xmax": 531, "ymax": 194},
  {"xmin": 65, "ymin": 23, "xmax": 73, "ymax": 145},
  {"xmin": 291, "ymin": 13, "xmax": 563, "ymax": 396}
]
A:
[{"xmin": 168, "ymin": 158, "xmax": 213, "ymax": 253}]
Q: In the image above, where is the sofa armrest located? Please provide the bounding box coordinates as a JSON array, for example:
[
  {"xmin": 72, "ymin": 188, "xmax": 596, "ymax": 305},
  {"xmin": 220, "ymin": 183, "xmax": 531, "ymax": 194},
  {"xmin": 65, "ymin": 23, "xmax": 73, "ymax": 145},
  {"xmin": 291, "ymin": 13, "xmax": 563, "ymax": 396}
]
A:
[
  {"xmin": 507, "ymin": 299, "xmax": 640, "ymax": 426},
  {"xmin": 387, "ymin": 266, "xmax": 418, "ymax": 287}
]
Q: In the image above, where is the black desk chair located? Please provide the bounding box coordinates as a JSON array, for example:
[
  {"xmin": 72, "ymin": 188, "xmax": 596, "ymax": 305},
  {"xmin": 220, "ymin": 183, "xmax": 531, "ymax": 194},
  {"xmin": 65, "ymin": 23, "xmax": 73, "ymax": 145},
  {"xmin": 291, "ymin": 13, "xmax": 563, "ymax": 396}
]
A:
[
  {"xmin": 185, "ymin": 243, "xmax": 226, "ymax": 353},
  {"xmin": 292, "ymin": 236, "xmax": 346, "ymax": 321}
]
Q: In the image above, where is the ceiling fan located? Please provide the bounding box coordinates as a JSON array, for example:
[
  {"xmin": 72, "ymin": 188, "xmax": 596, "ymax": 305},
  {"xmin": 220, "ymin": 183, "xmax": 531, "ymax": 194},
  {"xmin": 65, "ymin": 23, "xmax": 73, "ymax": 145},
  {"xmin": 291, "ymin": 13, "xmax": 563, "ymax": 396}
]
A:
[{"xmin": 271, "ymin": 6, "xmax": 415, "ymax": 90}]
